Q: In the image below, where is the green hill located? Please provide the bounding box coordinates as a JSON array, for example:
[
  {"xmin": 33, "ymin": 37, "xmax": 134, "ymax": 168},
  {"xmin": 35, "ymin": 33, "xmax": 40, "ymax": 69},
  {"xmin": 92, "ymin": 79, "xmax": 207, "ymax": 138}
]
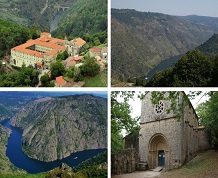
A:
[
  {"xmin": 111, "ymin": 9, "xmax": 214, "ymax": 81},
  {"xmin": 0, "ymin": 0, "xmax": 73, "ymax": 30},
  {"xmin": 197, "ymin": 33, "xmax": 218, "ymax": 57},
  {"xmin": 52, "ymin": 0, "xmax": 107, "ymax": 38},
  {"xmin": 179, "ymin": 15, "xmax": 218, "ymax": 33},
  {"xmin": 147, "ymin": 34, "xmax": 218, "ymax": 87},
  {"xmin": 0, "ymin": 104, "xmax": 12, "ymax": 122}
]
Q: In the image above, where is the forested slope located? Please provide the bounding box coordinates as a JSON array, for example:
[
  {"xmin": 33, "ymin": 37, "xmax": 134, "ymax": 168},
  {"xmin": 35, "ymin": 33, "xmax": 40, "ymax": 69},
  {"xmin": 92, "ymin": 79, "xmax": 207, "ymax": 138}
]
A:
[{"xmin": 111, "ymin": 9, "xmax": 213, "ymax": 79}]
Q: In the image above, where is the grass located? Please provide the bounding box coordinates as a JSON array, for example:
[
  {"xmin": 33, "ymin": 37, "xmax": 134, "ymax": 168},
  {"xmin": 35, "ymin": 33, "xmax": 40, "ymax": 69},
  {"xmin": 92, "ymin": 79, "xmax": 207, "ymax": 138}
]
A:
[
  {"xmin": 159, "ymin": 149, "xmax": 218, "ymax": 178},
  {"xmin": 0, "ymin": 172, "xmax": 46, "ymax": 178},
  {"xmin": 83, "ymin": 71, "xmax": 107, "ymax": 87}
]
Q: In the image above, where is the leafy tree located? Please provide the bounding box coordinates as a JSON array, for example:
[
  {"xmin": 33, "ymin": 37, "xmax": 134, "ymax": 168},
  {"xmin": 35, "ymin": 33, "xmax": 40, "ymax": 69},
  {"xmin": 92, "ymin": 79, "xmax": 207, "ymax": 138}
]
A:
[
  {"xmin": 111, "ymin": 91, "xmax": 140, "ymax": 152},
  {"xmin": 56, "ymin": 51, "xmax": 68, "ymax": 61},
  {"xmin": 74, "ymin": 71, "xmax": 83, "ymax": 82},
  {"xmin": 66, "ymin": 67, "xmax": 75, "ymax": 78},
  {"xmin": 196, "ymin": 92, "xmax": 218, "ymax": 149},
  {"xmin": 80, "ymin": 56, "xmax": 100, "ymax": 77},
  {"xmin": 147, "ymin": 50, "xmax": 214, "ymax": 87},
  {"xmin": 40, "ymin": 74, "xmax": 54, "ymax": 87},
  {"xmin": 50, "ymin": 61, "xmax": 65, "ymax": 79}
]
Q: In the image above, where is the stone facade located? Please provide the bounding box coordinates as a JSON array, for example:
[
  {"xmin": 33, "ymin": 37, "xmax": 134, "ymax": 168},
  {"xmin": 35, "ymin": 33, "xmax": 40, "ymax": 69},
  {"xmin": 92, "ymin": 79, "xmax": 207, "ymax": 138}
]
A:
[
  {"xmin": 113, "ymin": 92, "xmax": 211, "ymax": 175},
  {"xmin": 89, "ymin": 47, "xmax": 108, "ymax": 63},
  {"xmin": 111, "ymin": 149, "xmax": 138, "ymax": 174},
  {"xmin": 123, "ymin": 130, "xmax": 139, "ymax": 153},
  {"xmin": 198, "ymin": 126, "xmax": 210, "ymax": 151},
  {"xmin": 139, "ymin": 92, "xmax": 199, "ymax": 170}
]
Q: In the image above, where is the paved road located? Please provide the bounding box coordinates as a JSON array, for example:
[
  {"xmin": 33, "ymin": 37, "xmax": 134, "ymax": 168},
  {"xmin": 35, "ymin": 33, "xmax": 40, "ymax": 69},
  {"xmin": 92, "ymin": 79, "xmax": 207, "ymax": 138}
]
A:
[{"xmin": 112, "ymin": 171, "xmax": 161, "ymax": 178}]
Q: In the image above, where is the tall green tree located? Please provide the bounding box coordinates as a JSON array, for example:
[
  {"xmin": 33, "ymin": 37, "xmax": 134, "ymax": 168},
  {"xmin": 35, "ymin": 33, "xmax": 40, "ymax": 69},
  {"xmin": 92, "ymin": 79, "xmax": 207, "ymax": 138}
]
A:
[
  {"xmin": 147, "ymin": 50, "xmax": 214, "ymax": 87},
  {"xmin": 111, "ymin": 91, "xmax": 140, "ymax": 152},
  {"xmin": 196, "ymin": 92, "xmax": 218, "ymax": 148},
  {"xmin": 80, "ymin": 56, "xmax": 100, "ymax": 77},
  {"xmin": 50, "ymin": 61, "xmax": 65, "ymax": 79}
]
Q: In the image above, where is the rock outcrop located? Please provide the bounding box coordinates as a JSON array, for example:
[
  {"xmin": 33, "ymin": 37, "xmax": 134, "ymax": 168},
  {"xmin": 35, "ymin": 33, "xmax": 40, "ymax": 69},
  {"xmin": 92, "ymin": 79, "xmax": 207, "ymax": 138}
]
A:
[{"xmin": 10, "ymin": 94, "xmax": 107, "ymax": 162}]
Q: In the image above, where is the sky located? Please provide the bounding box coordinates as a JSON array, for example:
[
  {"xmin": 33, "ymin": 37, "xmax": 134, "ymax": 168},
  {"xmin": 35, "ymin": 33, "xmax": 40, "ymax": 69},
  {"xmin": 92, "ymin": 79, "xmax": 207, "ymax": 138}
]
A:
[{"xmin": 111, "ymin": 0, "xmax": 218, "ymax": 17}]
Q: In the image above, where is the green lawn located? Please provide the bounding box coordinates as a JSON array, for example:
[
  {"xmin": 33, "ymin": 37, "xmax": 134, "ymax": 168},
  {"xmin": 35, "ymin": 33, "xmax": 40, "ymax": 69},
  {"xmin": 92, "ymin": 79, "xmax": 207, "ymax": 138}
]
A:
[{"xmin": 83, "ymin": 71, "xmax": 107, "ymax": 87}]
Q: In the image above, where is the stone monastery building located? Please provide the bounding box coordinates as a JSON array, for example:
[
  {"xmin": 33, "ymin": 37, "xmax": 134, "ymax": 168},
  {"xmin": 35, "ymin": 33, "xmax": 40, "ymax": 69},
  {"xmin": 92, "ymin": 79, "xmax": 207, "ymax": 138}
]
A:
[
  {"xmin": 112, "ymin": 92, "xmax": 210, "ymax": 174},
  {"xmin": 10, "ymin": 32, "xmax": 86, "ymax": 68}
]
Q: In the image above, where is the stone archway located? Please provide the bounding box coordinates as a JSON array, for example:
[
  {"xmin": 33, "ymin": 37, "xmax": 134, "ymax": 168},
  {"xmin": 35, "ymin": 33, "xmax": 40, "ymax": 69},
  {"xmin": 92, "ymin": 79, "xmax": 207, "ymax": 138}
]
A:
[{"xmin": 148, "ymin": 133, "xmax": 169, "ymax": 169}]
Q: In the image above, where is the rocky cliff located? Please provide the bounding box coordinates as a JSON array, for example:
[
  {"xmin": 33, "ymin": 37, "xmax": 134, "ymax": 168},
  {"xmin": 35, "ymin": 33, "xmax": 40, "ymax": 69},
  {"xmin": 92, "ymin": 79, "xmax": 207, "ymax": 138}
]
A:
[{"xmin": 10, "ymin": 94, "xmax": 107, "ymax": 162}]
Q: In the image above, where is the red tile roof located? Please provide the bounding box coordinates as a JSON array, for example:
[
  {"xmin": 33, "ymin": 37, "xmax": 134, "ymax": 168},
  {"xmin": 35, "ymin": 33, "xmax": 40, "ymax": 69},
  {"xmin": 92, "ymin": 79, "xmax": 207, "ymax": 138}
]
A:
[
  {"xmin": 12, "ymin": 35, "xmax": 66, "ymax": 58},
  {"xmin": 72, "ymin": 38, "xmax": 86, "ymax": 47},
  {"xmin": 56, "ymin": 76, "xmax": 66, "ymax": 86},
  {"xmin": 36, "ymin": 62, "xmax": 42, "ymax": 66},
  {"xmin": 89, "ymin": 47, "xmax": 102, "ymax": 53}
]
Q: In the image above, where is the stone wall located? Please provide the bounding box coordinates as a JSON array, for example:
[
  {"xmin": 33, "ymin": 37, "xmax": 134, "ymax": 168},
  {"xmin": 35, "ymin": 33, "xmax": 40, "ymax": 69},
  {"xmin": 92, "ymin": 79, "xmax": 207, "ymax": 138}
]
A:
[
  {"xmin": 111, "ymin": 149, "xmax": 138, "ymax": 175},
  {"xmin": 182, "ymin": 102, "xmax": 199, "ymax": 163},
  {"xmin": 139, "ymin": 118, "xmax": 183, "ymax": 169},
  {"xmin": 198, "ymin": 126, "xmax": 210, "ymax": 151},
  {"xmin": 123, "ymin": 130, "xmax": 139, "ymax": 153}
]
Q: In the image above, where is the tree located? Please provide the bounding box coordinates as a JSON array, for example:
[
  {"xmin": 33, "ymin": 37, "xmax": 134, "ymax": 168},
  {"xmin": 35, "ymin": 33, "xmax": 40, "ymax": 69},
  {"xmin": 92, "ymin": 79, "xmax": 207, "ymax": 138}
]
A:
[
  {"xmin": 74, "ymin": 71, "xmax": 83, "ymax": 82},
  {"xmin": 50, "ymin": 61, "xmax": 65, "ymax": 79},
  {"xmin": 111, "ymin": 91, "xmax": 140, "ymax": 152},
  {"xmin": 196, "ymin": 92, "xmax": 218, "ymax": 150},
  {"xmin": 80, "ymin": 56, "xmax": 100, "ymax": 77},
  {"xmin": 56, "ymin": 51, "xmax": 68, "ymax": 61},
  {"xmin": 147, "ymin": 50, "xmax": 214, "ymax": 87},
  {"xmin": 66, "ymin": 67, "xmax": 75, "ymax": 78},
  {"xmin": 40, "ymin": 74, "xmax": 52, "ymax": 87}
]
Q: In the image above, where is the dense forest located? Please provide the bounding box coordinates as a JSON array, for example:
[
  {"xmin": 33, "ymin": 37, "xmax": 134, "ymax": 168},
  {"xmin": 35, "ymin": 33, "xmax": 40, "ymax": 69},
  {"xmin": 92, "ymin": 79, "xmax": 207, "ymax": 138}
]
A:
[
  {"xmin": 0, "ymin": 18, "xmax": 39, "ymax": 57},
  {"xmin": 0, "ymin": 0, "xmax": 74, "ymax": 31},
  {"xmin": 146, "ymin": 34, "xmax": 218, "ymax": 87},
  {"xmin": 146, "ymin": 50, "xmax": 218, "ymax": 87},
  {"xmin": 52, "ymin": 0, "xmax": 107, "ymax": 38}
]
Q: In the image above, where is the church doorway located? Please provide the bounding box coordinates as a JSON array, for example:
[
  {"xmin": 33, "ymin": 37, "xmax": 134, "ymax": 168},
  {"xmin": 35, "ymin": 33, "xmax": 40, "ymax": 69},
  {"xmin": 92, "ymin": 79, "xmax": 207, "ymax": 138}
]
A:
[
  {"xmin": 158, "ymin": 150, "xmax": 165, "ymax": 166},
  {"xmin": 148, "ymin": 133, "xmax": 169, "ymax": 169}
]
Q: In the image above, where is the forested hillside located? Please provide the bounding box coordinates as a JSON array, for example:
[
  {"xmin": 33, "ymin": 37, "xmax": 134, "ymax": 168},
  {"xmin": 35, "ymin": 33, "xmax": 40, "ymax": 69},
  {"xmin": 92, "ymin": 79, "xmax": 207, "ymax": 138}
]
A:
[
  {"xmin": 0, "ymin": 18, "xmax": 36, "ymax": 58},
  {"xmin": 179, "ymin": 15, "xmax": 218, "ymax": 33},
  {"xmin": 0, "ymin": 0, "xmax": 74, "ymax": 30},
  {"xmin": 52, "ymin": 0, "xmax": 107, "ymax": 38},
  {"xmin": 111, "ymin": 9, "xmax": 214, "ymax": 81},
  {"xmin": 147, "ymin": 34, "xmax": 218, "ymax": 87}
]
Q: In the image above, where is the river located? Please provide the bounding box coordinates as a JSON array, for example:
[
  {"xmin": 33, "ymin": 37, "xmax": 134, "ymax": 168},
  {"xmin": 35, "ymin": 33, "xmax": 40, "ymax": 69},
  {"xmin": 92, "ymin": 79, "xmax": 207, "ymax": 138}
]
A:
[{"xmin": 2, "ymin": 119, "xmax": 106, "ymax": 174}]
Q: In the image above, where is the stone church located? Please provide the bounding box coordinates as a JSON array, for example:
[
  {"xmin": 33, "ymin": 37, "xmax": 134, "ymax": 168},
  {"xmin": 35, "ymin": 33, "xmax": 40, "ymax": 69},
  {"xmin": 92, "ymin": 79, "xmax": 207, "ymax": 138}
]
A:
[{"xmin": 112, "ymin": 91, "xmax": 210, "ymax": 174}]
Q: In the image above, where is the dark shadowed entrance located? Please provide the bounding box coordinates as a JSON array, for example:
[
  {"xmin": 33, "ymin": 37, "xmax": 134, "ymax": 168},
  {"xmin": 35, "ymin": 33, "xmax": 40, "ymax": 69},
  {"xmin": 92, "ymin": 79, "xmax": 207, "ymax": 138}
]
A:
[{"xmin": 158, "ymin": 150, "xmax": 165, "ymax": 166}]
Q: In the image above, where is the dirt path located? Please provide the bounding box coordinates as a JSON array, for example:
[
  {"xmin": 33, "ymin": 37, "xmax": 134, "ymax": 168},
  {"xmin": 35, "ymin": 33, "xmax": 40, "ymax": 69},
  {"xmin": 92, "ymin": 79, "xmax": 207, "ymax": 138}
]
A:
[
  {"xmin": 40, "ymin": 0, "xmax": 48, "ymax": 14},
  {"xmin": 112, "ymin": 171, "xmax": 161, "ymax": 178}
]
